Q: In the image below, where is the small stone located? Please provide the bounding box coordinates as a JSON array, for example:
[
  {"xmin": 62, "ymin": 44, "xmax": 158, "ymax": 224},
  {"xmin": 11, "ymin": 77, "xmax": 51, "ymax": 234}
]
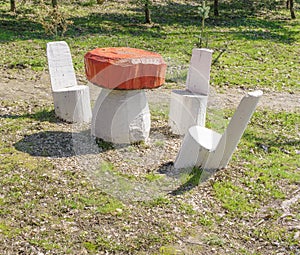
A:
[{"xmin": 115, "ymin": 208, "xmax": 123, "ymax": 214}]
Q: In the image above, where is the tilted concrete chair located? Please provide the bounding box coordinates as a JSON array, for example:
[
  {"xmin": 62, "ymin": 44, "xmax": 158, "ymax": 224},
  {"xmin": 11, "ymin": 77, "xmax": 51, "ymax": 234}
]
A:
[
  {"xmin": 168, "ymin": 48, "xmax": 213, "ymax": 135},
  {"xmin": 46, "ymin": 41, "xmax": 92, "ymax": 123},
  {"xmin": 174, "ymin": 90, "xmax": 263, "ymax": 171}
]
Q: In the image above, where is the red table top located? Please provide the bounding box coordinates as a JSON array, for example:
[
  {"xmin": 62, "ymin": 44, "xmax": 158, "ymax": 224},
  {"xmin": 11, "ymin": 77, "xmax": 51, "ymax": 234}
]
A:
[{"xmin": 84, "ymin": 47, "xmax": 166, "ymax": 90}]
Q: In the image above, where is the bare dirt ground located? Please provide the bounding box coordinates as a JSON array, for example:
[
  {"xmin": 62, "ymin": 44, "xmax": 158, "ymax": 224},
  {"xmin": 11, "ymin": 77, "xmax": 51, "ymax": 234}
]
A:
[{"xmin": 0, "ymin": 68, "xmax": 299, "ymax": 112}]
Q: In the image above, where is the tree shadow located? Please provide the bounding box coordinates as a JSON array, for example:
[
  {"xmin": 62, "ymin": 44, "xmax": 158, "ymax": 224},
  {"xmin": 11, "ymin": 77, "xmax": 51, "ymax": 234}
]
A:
[
  {"xmin": 157, "ymin": 162, "xmax": 215, "ymax": 196},
  {"xmin": 211, "ymin": 17, "xmax": 297, "ymax": 44},
  {"xmin": 13, "ymin": 129, "xmax": 114, "ymax": 158},
  {"xmin": 1, "ymin": 1, "xmax": 297, "ymax": 44},
  {"xmin": 0, "ymin": 109, "xmax": 58, "ymax": 123},
  {"xmin": 129, "ymin": 1, "xmax": 200, "ymax": 27},
  {"xmin": 67, "ymin": 11, "xmax": 163, "ymax": 40},
  {"xmin": 0, "ymin": 11, "xmax": 46, "ymax": 42},
  {"xmin": 149, "ymin": 125, "xmax": 181, "ymax": 139},
  {"xmin": 148, "ymin": 1, "xmax": 297, "ymax": 44},
  {"xmin": 220, "ymin": 0, "xmax": 290, "ymax": 17},
  {"xmin": 243, "ymin": 131, "xmax": 299, "ymax": 153}
]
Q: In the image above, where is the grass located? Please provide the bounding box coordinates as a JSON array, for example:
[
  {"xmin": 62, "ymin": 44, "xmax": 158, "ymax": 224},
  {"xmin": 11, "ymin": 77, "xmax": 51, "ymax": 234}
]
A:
[
  {"xmin": 0, "ymin": 85, "xmax": 298, "ymax": 254},
  {"xmin": 212, "ymin": 110, "xmax": 299, "ymax": 211},
  {"xmin": 0, "ymin": 0, "xmax": 300, "ymax": 254},
  {"xmin": 0, "ymin": 0, "xmax": 299, "ymax": 92}
]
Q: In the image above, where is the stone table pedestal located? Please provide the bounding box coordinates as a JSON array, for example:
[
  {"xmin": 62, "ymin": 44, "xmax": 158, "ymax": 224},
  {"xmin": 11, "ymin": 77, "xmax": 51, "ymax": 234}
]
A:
[{"xmin": 84, "ymin": 47, "xmax": 166, "ymax": 144}]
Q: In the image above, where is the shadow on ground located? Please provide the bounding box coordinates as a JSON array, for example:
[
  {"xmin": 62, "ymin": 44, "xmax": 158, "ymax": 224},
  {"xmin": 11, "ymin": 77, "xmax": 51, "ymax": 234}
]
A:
[
  {"xmin": 157, "ymin": 162, "xmax": 216, "ymax": 195},
  {"xmin": 13, "ymin": 130, "xmax": 114, "ymax": 157},
  {"xmin": 1, "ymin": 1, "xmax": 296, "ymax": 44}
]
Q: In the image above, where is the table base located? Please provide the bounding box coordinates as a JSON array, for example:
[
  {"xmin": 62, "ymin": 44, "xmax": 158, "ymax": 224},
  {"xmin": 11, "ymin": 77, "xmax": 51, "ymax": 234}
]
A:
[{"xmin": 91, "ymin": 88, "xmax": 150, "ymax": 144}]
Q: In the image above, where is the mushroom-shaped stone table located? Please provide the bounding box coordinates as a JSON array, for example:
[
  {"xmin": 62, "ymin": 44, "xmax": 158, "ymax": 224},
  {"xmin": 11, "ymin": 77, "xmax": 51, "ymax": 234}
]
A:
[{"xmin": 84, "ymin": 47, "xmax": 167, "ymax": 144}]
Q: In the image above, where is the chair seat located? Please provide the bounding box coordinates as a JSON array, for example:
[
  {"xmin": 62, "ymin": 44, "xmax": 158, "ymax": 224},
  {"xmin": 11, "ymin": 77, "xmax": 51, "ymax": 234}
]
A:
[
  {"xmin": 189, "ymin": 126, "xmax": 222, "ymax": 151},
  {"xmin": 53, "ymin": 85, "xmax": 88, "ymax": 92}
]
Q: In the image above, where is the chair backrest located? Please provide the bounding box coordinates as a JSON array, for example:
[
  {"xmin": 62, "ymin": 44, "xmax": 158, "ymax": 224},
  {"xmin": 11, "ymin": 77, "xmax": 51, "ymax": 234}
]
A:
[
  {"xmin": 216, "ymin": 90, "xmax": 263, "ymax": 169},
  {"xmin": 186, "ymin": 48, "xmax": 213, "ymax": 96},
  {"xmin": 46, "ymin": 41, "xmax": 78, "ymax": 91}
]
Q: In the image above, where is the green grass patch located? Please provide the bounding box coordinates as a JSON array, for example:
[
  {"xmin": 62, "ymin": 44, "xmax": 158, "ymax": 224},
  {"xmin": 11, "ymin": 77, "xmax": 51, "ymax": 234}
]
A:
[
  {"xmin": 145, "ymin": 173, "xmax": 164, "ymax": 182},
  {"xmin": 213, "ymin": 110, "xmax": 299, "ymax": 217},
  {"xmin": 179, "ymin": 202, "xmax": 197, "ymax": 215},
  {"xmin": 203, "ymin": 234, "xmax": 225, "ymax": 247},
  {"xmin": 1, "ymin": 1, "xmax": 299, "ymax": 92},
  {"xmin": 145, "ymin": 196, "xmax": 171, "ymax": 207},
  {"xmin": 29, "ymin": 239, "xmax": 61, "ymax": 251},
  {"xmin": 150, "ymin": 103, "xmax": 169, "ymax": 121},
  {"xmin": 0, "ymin": 222, "xmax": 22, "ymax": 237},
  {"xmin": 198, "ymin": 214, "xmax": 214, "ymax": 227},
  {"xmin": 213, "ymin": 181, "xmax": 258, "ymax": 216}
]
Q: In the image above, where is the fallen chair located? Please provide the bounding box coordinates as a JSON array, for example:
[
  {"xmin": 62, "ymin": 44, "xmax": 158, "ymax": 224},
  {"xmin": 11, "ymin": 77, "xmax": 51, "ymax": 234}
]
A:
[
  {"xmin": 46, "ymin": 41, "xmax": 92, "ymax": 123},
  {"xmin": 174, "ymin": 90, "xmax": 263, "ymax": 171}
]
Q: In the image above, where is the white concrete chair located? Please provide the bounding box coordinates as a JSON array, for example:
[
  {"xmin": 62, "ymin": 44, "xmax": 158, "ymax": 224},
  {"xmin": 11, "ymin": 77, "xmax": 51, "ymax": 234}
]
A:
[
  {"xmin": 168, "ymin": 48, "xmax": 213, "ymax": 135},
  {"xmin": 174, "ymin": 90, "xmax": 263, "ymax": 171},
  {"xmin": 46, "ymin": 41, "xmax": 92, "ymax": 123},
  {"xmin": 185, "ymin": 48, "xmax": 213, "ymax": 95}
]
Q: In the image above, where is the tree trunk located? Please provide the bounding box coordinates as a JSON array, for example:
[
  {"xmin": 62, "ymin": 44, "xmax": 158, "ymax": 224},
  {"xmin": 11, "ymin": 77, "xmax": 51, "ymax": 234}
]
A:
[
  {"xmin": 214, "ymin": 0, "xmax": 219, "ymax": 16},
  {"xmin": 289, "ymin": 0, "xmax": 296, "ymax": 19},
  {"xmin": 52, "ymin": 0, "xmax": 58, "ymax": 8},
  {"xmin": 10, "ymin": 0, "xmax": 16, "ymax": 12},
  {"xmin": 144, "ymin": 3, "xmax": 152, "ymax": 24},
  {"xmin": 286, "ymin": 0, "xmax": 289, "ymax": 8}
]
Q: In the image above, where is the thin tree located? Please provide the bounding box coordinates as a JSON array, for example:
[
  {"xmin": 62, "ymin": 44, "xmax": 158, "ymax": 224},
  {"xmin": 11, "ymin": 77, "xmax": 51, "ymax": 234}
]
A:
[
  {"xmin": 144, "ymin": 1, "xmax": 151, "ymax": 24},
  {"xmin": 198, "ymin": 0, "xmax": 210, "ymax": 48},
  {"xmin": 214, "ymin": 0, "xmax": 219, "ymax": 16},
  {"xmin": 289, "ymin": 0, "xmax": 296, "ymax": 19},
  {"xmin": 10, "ymin": 0, "xmax": 16, "ymax": 12},
  {"xmin": 52, "ymin": 0, "xmax": 58, "ymax": 8},
  {"xmin": 137, "ymin": 0, "xmax": 152, "ymax": 24},
  {"xmin": 286, "ymin": 0, "xmax": 296, "ymax": 19}
]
